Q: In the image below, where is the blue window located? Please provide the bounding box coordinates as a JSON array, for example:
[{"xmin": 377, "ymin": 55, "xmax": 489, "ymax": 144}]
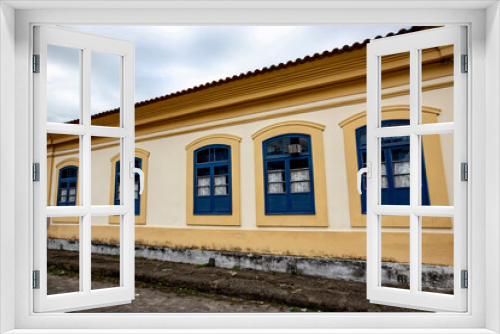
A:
[
  {"xmin": 356, "ymin": 119, "xmax": 430, "ymax": 214},
  {"xmin": 114, "ymin": 158, "xmax": 142, "ymax": 215},
  {"xmin": 194, "ymin": 145, "xmax": 232, "ymax": 215},
  {"xmin": 57, "ymin": 166, "xmax": 78, "ymax": 206},
  {"xmin": 263, "ymin": 134, "xmax": 315, "ymax": 215}
]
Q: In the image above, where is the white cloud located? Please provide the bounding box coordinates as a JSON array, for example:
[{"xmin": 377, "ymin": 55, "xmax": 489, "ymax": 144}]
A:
[{"xmin": 51, "ymin": 25, "xmax": 411, "ymax": 118}]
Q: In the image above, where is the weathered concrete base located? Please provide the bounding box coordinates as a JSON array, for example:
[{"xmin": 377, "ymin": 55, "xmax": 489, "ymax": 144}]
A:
[{"xmin": 48, "ymin": 238, "xmax": 453, "ymax": 291}]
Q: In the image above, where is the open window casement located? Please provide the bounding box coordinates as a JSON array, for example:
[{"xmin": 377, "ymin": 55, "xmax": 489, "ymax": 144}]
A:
[
  {"xmin": 33, "ymin": 26, "xmax": 137, "ymax": 312},
  {"xmin": 364, "ymin": 26, "xmax": 467, "ymax": 312}
]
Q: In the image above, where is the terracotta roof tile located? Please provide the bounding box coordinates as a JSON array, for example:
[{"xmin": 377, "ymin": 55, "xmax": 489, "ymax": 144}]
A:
[{"xmin": 69, "ymin": 26, "xmax": 427, "ymax": 124}]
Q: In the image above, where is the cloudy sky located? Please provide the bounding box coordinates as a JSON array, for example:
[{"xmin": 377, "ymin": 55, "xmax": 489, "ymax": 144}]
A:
[{"xmin": 47, "ymin": 26, "xmax": 410, "ymax": 123}]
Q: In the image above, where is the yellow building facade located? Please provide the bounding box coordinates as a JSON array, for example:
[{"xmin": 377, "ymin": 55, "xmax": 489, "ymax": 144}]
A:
[{"xmin": 47, "ymin": 32, "xmax": 455, "ymax": 268}]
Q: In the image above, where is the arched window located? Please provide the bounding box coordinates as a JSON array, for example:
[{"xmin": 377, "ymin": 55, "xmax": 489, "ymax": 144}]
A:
[
  {"xmin": 194, "ymin": 145, "xmax": 232, "ymax": 215},
  {"xmin": 57, "ymin": 166, "xmax": 78, "ymax": 206},
  {"xmin": 355, "ymin": 119, "xmax": 430, "ymax": 214},
  {"xmin": 114, "ymin": 157, "xmax": 142, "ymax": 215},
  {"xmin": 263, "ymin": 134, "xmax": 315, "ymax": 214}
]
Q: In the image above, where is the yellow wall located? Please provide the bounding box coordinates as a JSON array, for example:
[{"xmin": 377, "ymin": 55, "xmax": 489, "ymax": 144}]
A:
[
  {"xmin": 48, "ymin": 224, "xmax": 453, "ymax": 267},
  {"xmin": 46, "ymin": 47, "xmax": 456, "ymax": 265}
]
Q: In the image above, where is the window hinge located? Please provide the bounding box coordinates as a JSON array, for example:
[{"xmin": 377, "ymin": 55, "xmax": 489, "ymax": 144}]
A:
[
  {"xmin": 33, "ymin": 163, "xmax": 40, "ymax": 182},
  {"xmin": 461, "ymin": 270, "xmax": 468, "ymax": 289},
  {"xmin": 33, "ymin": 270, "xmax": 40, "ymax": 289},
  {"xmin": 461, "ymin": 162, "xmax": 468, "ymax": 182},
  {"xmin": 461, "ymin": 54, "xmax": 468, "ymax": 73},
  {"xmin": 33, "ymin": 54, "xmax": 40, "ymax": 73}
]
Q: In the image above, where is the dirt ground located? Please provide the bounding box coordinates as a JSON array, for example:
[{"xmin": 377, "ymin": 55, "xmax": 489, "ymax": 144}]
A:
[
  {"xmin": 48, "ymin": 249, "xmax": 418, "ymax": 313},
  {"xmin": 48, "ymin": 274, "xmax": 293, "ymax": 312}
]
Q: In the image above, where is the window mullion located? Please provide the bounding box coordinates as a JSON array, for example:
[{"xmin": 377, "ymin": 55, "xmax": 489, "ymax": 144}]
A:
[
  {"xmin": 384, "ymin": 148, "xmax": 396, "ymax": 204},
  {"xmin": 81, "ymin": 47, "xmax": 92, "ymax": 294},
  {"xmin": 210, "ymin": 165, "xmax": 215, "ymax": 213},
  {"xmin": 285, "ymin": 158, "xmax": 291, "ymax": 212},
  {"xmin": 409, "ymin": 47, "xmax": 421, "ymax": 294}
]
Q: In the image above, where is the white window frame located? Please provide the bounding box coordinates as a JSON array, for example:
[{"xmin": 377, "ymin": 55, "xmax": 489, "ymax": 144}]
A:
[
  {"xmin": 33, "ymin": 25, "xmax": 136, "ymax": 313},
  {"xmin": 0, "ymin": 1, "xmax": 498, "ymax": 333},
  {"xmin": 366, "ymin": 26, "xmax": 468, "ymax": 312}
]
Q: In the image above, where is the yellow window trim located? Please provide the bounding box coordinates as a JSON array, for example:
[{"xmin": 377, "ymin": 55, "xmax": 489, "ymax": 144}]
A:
[
  {"xmin": 186, "ymin": 133, "xmax": 242, "ymax": 226},
  {"xmin": 109, "ymin": 148, "xmax": 151, "ymax": 225},
  {"xmin": 252, "ymin": 120, "xmax": 328, "ymax": 227},
  {"xmin": 51, "ymin": 157, "xmax": 80, "ymax": 224},
  {"xmin": 340, "ymin": 104, "xmax": 452, "ymax": 228}
]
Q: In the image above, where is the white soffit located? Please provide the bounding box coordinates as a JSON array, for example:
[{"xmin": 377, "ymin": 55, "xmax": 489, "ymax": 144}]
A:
[{"xmin": 3, "ymin": 0, "xmax": 497, "ymax": 10}]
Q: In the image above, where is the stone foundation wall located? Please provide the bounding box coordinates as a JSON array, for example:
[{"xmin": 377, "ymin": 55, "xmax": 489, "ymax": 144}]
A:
[{"xmin": 48, "ymin": 238, "xmax": 454, "ymax": 291}]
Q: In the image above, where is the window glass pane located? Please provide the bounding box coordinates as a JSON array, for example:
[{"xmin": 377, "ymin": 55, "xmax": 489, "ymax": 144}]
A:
[
  {"xmin": 197, "ymin": 187, "xmax": 210, "ymax": 196},
  {"xmin": 214, "ymin": 176, "xmax": 227, "ymax": 186},
  {"xmin": 421, "ymin": 216, "xmax": 454, "ymax": 295},
  {"xmin": 290, "ymin": 158, "xmax": 309, "ymax": 171},
  {"xmin": 91, "ymin": 52, "xmax": 121, "ymax": 127},
  {"xmin": 115, "ymin": 161, "xmax": 121, "ymax": 204},
  {"xmin": 382, "ymin": 135, "xmax": 410, "ymax": 146},
  {"xmin": 197, "ymin": 167, "xmax": 211, "ymax": 197},
  {"xmin": 267, "ymin": 160, "xmax": 285, "ymax": 194},
  {"xmin": 358, "ymin": 130, "xmax": 367, "ymax": 147},
  {"xmin": 291, "ymin": 181, "xmax": 310, "ymax": 193},
  {"xmin": 382, "ymin": 120, "xmax": 410, "ymax": 128},
  {"xmin": 68, "ymin": 182, "xmax": 77, "ymax": 203},
  {"xmin": 268, "ymin": 183, "xmax": 285, "ymax": 194},
  {"xmin": 268, "ymin": 172, "xmax": 283, "ymax": 183},
  {"xmin": 380, "ymin": 216, "xmax": 410, "ymax": 290},
  {"xmin": 289, "ymin": 137, "xmax": 309, "ymax": 153},
  {"xmin": 394, "ymin": 175, "xmax": 410, "ymax": 188},
  {"xmin": 381, "ymin": 152, "xmax": 389, "ymax": 188},
  {"xmin": 391, "ymin": 149, "xmax": 410, "ymax": 189},
  {"xmin": 291, "ymin": 170, "xmax": 309, "ymax": 182},
  {"xmin": 215, "ymin": 186, "xmax": 228, "ymax": 195},
  {"xmin": 197, "ymin": 167, "xmax": 210, "ymax": 177},
  {"xmin": 134, "ymin": 182, "xmax": 139, "ymax": 200},
  {"xmin": 421, "ymin": 133, "xmax": 453, "ymax": 206},
  {"xmin": 48, "ymin": 133, "xmax": 80, "ymax": 207},
  {"xmin": 267, "ymin": 161, "xmax": 285, "ymax": 173},
  {"xmin": 380, "ymin": 140, "xmax": 411, "ymax": 206},
  {"xmin": 91, "ymin": 216, "xmax": 120, "ymax": 290},
  {"xmin": 197, "ymin": 177, "xmax": 210, "ymax": 187},
  {"xmin": 266, "ymin": 139, "xmax": 284, "ymax": 156},
  {"xmin": 290, "ymin": 158, "xmax": 310, "ymax": 193},
  {"xmin": 92, "ymin": 137, "xmax": 120, "ymax": 205},
  {"xmin": 47, "ymin": 45, "xmax": 81, "ymax": 124},
  {"xmin": 298, "ymin": 137, "xmax": 309, "ymax": 153},
  {"xmin": 393, "ymin": 161, "xmax": 410, "ymax": 175},
  {"xmin": 421, "ymin": 45, "xmax": 454, "ymax": 124},
  {"xmin": 197, "ymin": 149, "xmax": 210, "ymax": 164},
  {"xmin": 47, "ymin": 216, "xmax": 81, "ymax": 295},
  {"xmin": 214, "ymin": 165, "xmax": 228, "ymax": 176},
  {"xmin": 214, "ymin": 147, "xmax": 229, "ymax": 161},
  {"xmin": 380, "ymin": 51, "xmax": 410, "ymax": 125}
]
